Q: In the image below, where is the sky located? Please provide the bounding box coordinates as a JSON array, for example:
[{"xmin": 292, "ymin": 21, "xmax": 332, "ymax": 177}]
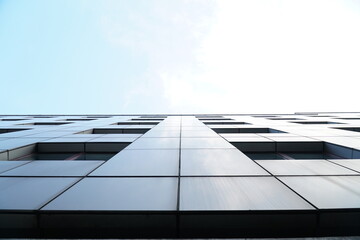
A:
[{"xmin": 0, "ymin": 0, "xmax": 359, "ymax": 114}]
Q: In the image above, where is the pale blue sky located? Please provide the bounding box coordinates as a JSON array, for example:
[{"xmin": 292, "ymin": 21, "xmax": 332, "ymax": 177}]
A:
[{"xmin": 1, "ymin": 0, "xmax": 359, "ymax": 114}]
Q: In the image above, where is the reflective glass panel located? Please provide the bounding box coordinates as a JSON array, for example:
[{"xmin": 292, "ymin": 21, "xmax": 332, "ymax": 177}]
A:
[
  {"xmin": 42, "ymin": 177, "xmax": 178, "ymax": 211},
  {"xmin": 257, "ymin": 160, "xmax": 357, "ymax": 176},
  {"xmin": 0, "ymin": 177, "xmax": 79, "ymax": 210},
  {"xmin": 180, "ymin": 177, "xmax": 314, "ymax": 210},
  {"xmin": 181, "ymin": 149, "xmax": 268, "ymax": 176},
  {"xmin": 280, "ymin": 176, "xmax": 360, "ymax": 209},
  {"xmin": 1, "ymin": 161, "xmax": 103, "ymax": 176},
  {"xmin": 91, "ymin": 150, "xmax": 179, "ymax": 176}
]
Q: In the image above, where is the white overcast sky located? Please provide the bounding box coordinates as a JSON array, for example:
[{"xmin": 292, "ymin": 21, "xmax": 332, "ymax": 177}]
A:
[{"xmin": 0, "ymin": 0, "xmax": 359, "ymax": 114}]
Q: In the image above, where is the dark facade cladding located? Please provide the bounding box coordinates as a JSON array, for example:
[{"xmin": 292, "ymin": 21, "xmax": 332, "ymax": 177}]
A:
[{"xmin": 0, "ymin": 113, "xmax": 360, "ymax": 238}]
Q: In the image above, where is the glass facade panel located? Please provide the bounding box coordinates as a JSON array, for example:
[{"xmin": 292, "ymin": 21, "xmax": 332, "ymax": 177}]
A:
[
  {"xmin": 0, "ymin": 161, "xmax": 29, "ymax": 173},
  {"xmin": 42, "ymin": 177, "xmax": 178, "ymax": 211},
  {"xmin": 280, "ymin": 176, "xmax": 360, "ymax": 209},
  {"xmin": 181, "ymin": 138, "xmax": 235, "ymax": 149},
  {"xmin": 180, "ymin": 177, "xmax": 314, "ymax": 210},
  {"xmin": 181, "ymin": 149, "xmax": 268, "ymax": 176},
  {"xmin": 330, "ymin": 159, "xmax": 360, "ymax": 172},
  {"xmin": 91, "ymin": 149, "xmax": 179, "ymax": 176},
  {"xmin": 181, "ymin": 130, "xmax": 219, "ymax": 138},
  {"xmin": 257, "ymin": 160, "xmax": 358, "ymax": 176},
  {"xmin": 125, "ymin": 138, "xmax": 180, "ymax": 149},
  {"xmin": 0, "ymin": 161, "xmax": 103, "ymax": 176},
  {"xmin": 0, "ymin": 177, "xmax": 79, "ymax": 210}
]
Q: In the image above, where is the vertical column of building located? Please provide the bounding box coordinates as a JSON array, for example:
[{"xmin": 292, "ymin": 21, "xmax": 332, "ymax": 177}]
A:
[
  {"xmin": 179, "ymin": 116, "xmax": 238, "ymax": 211},
  {"xmin": 144, "ymin": 116, "xmax": 182, "ymax": 213}
]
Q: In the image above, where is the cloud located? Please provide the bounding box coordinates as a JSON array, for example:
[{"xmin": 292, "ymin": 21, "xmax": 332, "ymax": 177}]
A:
[
  {"xmin": 99, "ymin": 0, "xmax": 360, "ymax": 113},
  {"xmin": 163, "ymin": 0, "xmax": 360, "ymax": 113},
  {"xmin": 97, "ymin": 0, "xmax": 217, "ymax": 113}
]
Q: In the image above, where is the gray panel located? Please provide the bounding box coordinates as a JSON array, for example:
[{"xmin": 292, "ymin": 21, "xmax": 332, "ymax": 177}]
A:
[
  {"xmin": 211, "ymin": 127, "xmax": 240, "ymax": 133},
  {"xmin": 0, "ymin": 177, "xmax": 79, "ymax": 210},
  {"xmin": 229, "ymin": 141, "xmax": 275, "ymax": 152},
  {"xmin": 0, "ymin": 161, "xmax": 30, "ymax": 173},
  {"xmin": 353, "ymin": 149, "xmax": 360, "ymax": 159},
  {"xmin": 181, "ymin": 138, "xmax": 235, "ymax": 149},
  {"xmin": 142, "ymin": 130, "xmax": 180, "ymax": 138},
  {"xmin": 42, "ymin": 177, "xmax": 178, "ymax": 211},
  {"xmin": 0, "ymin": 138, "xmax": 46, "ymax": 150},
  {"xmin": 37, "ymin": 142, "xmax": 85, "ymax": 153},
  {"xmin": 93, "ymin": 128, "xmax": 124, "ymax": 134},
  {"xmin": 1, "ymin": 161, "xmax": 103, "ymax": 176},
  {"xmin": 24, "ymin": 131, "xmax": 71, "ymax": 138},
  {"xmin": 8, "ymin": 144, "xmax": 36, "ymax": 160},
  {"xmin": 124, "ymin": 125, "xmax": 155, "ymax": 129},
  {"xmin": 257, "ymin": 160, "xmax": 358, "ymax": 176},
  {"xmin": 41, "ymin": 137, "xmax": 97, "ymax": 142},
  {"xmin": 181, "ymin": 126, "xmax": 208, "ymax": 131},
  {"xmin": 123, "ymin": 128, "xmax": 152, "ymax": 134},
  {"xmin": 246, "ymin": 152, "xmax": 285, "ymax": 160},
  {"xmin": 238, "ymin": 128, "xmax": 271, "ymax": 133},
  {"xmin": 280, "ymin": 176, "xmax": 360, "ymax": 209},
  {"xmin": 0, "ymin": 150, "xmax": 7, "ymax": 160},
  {"xmin": 99, "ymin": 134, "xmax": 142, "ymax": 138},
  {"xmin": 181, "ymin": 130, "xmax": 219, "ymax": 138},
  {"xmin": 126, "ymin": 138, "xmax": 180, "ymax": 149},
  {"xmin": 180, "ymin": 177, "xmax": 314, "ymax": 210},
  {"xmin": 85, "ymin": 142, "xmax": 130, "ymax": 152},
  {"xmin": 89, "ymin": 137, "xmax": 137, "ymax": 142},
  {"xmin": 330, "ymin": 160, "xmax": 360, "ymax": 173},
  {"xmin": 181, "ymin": 149, "xmax": 268, "ymax": 176},
  {"xmin": 277, "ymin": 142, "xmax": 323, "ymax": 152},
  {"xmin": 324, "ymin": 143, "xmax": 352, "ymax": 158},
  {"xmin": 221, "ymin": 133, "xmax": 260, "ymax": 139},
  {"xmin": 90, "ymin": 150, "xmax": 179, "ymax": 176}
]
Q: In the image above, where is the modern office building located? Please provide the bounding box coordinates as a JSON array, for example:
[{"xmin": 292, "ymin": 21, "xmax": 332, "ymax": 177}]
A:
[{"xmin": 1, "ymin": 113, "xmax": 360, "ymax": 238}]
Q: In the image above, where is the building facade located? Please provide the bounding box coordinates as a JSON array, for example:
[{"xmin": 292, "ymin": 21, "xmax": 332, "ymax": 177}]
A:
[{"xmin": 0, "ymin": 113, "xmax": 360, "ymax": 238}]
